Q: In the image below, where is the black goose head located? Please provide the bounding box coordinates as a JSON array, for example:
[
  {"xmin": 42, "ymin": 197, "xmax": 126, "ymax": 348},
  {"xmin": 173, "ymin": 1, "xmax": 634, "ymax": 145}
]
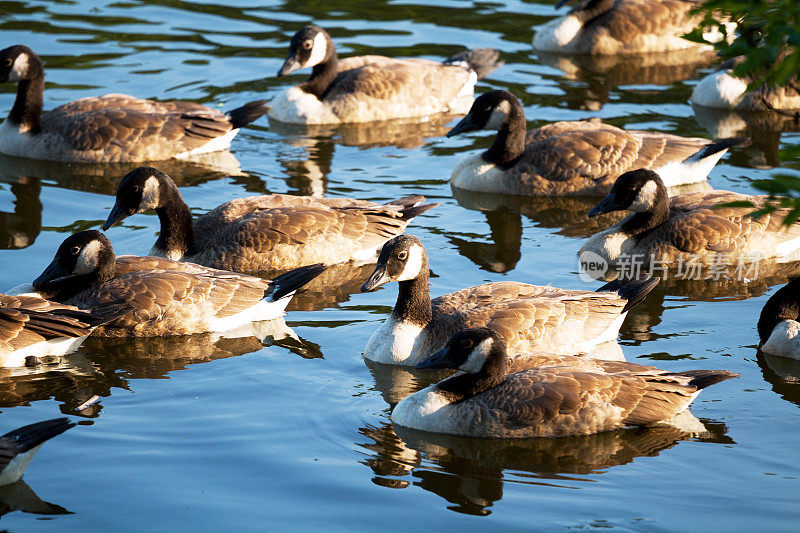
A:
[
  {"xmin": 447, "ymin": 90, "xmax": 521, "ymax": 137},
  {"xmin": 33, "ymin": 230, "xmax": 116, "ymax": 293},
  {"xmin": 361, "ymin": 234, "xmax": 429, "ymax": 292},
  {"xmin": 757, "ymin": 278, "xmax": 800, "ymax": 348},
  {"xmin": 103, "ymin": 167, "xmax": 172, "ymax": 230},
  {"xmin": 588, "ymin": 169, "xmax": 667, "ymax": 217},
  {"xmin": 416, "ymin": 327, "xmax": 506, "ymax": 373},
  {"xmin": 277, "ymin": 25, "xmax": 335, "ymax": 77},
  {"xmin": 0, "ymin": 45, "xmax": 41, "ymax": 84}
]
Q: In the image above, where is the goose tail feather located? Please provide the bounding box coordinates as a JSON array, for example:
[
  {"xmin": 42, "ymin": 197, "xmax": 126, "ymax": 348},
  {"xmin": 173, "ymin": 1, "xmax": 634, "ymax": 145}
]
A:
[{"xmin": 597, "ymin": 276, "xmax": 660, "ymax": 313}]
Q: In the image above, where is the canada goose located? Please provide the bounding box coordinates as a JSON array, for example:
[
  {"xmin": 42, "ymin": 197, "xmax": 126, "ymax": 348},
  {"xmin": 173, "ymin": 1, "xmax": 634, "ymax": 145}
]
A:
[
  {"xmin": 102, "ymin": 167, "xmax": 439, "ymax": 273},
  {"xmin": 269, "ymin": 25, "xmax": 503, "ymax": 124},
  {"xmin": 360, "ymin": 234, "xmax": 658, "ymax": 366},
  {"xmin": 691, "ymin": 59, "xmax": 800, "ymax": 111},
  {"xmin": 30, "ymin": 231, "xmax": 326, "ymax": 337},
  {"xmin": 532, "ymin": 0, "xmax": 725, "ymax": 55},
  {"xmin": 391, "ymin": 327, "xmax": 738, "ymax": 438},
  {"xmin": 0, "ymin": 418, "xmax": 75, "ymax": 486},
  {"xmin": 447, "ymin": 90, "xmax": 743, "ymax": 196},
  {"xmin": 581, "ymin": 168, "xmax": 800, "ymax": 267},
  {"xmin": 0, "ymin": 45, "xmax": 268, "ymax": 163},
  {"xmin": 0, "ymin": 293, "xmax": 126, "ymax": 366},
  {"xmin": 758, "ymin": 279, "xmax": 800, "ymax": 359}
]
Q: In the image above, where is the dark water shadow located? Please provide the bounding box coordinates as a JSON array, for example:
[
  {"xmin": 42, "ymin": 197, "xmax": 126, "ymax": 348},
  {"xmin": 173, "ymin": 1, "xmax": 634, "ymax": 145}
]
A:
[
  {"xmin": 357, "ymin": 417, "xmax": 732, "ymax": 516},
  {"xmin": 0, "ymin": 480, "xmax": 71, "ymax": 519},
  {"xmin": 0, "ymin": 151, "xmax": 247, "ymax": 196},
  {"xmin": 756, "ymin": 350, "xmax": 800, "ymax": 407},
  {"xmin": 536, "ymin": 49, "xmax": 716, "ymax": 111},
  {"xmin": 0, "ymin": 176, "xmax": 42, "ymax": 250},
  {"xmin": 693, "ymin": 105, "xmax": 800, "ymax": 170},
  {"xmin": 0, "ymin": 318, "xmax": 320, "ymax": 417}
]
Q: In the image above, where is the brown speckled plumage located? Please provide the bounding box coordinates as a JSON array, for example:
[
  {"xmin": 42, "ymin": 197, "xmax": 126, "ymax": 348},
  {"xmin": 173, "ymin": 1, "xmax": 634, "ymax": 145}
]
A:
[
  {"xmin": 534, "ymin": 0, "xmax": 710, "ymax": 55},
  {"xmin": 0, "ymin": 294, "xmax": 116, "ymax": 355}
]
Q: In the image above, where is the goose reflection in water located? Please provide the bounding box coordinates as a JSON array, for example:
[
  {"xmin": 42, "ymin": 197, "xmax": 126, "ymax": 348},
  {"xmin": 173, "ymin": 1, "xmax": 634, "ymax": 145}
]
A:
[
  {"xmin": 273, "ymin": 116, "xmax": 455, "ymax": 198},
  {"xmin": 0, "ymin": 318, "xmax": 319, "ymax": 417},
  {"xmin": 357, "ymin": 418, "xmax": 732, "ymax": 516},
  {"xmin": 0, "ymin": 479, "xmax": 71, "ymax": 519},
  {"xmin": 536, "ymin": 49, "xmax": 716, "ymax": 112},
  {"xmin": 756, "ymin": 351, "xmax": 800, "ymax": 408},
  {"xmin": 0, "ymin": 151, "xmax": 246, "ymax": 196},
  {"xmin": 693, "ymin": 104, "xmax": 800, "ymax": 170},
  {"xmin": 0, "ymin": 177, "xmax": 41, "ymax": 250}
]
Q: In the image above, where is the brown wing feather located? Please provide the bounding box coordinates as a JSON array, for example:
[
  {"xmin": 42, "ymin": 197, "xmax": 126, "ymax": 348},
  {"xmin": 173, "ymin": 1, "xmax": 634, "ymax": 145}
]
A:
[
  {"xmin": 427, "ymin": 285, "xmax": 627, "ymax": 355},
  {"xmin": 41, "ymin": 95, "xmax": 234, "ymax": 162},
  {"xmin": 322, "ymin": 60, "xmax": 471, "ymax": 121},
  {"xmin": 517, "ymin": 121, "xmax": 709, "ymax": 195},
  {"xmin": 189, "ymin": 195, "xmax": 419, "ymax": 272},
  {"xmin": 465, "ymin": 364, "xmax": 703, "ymax": 437},
  {"xmin": 639, "ymin": 191, "xmax": 800, "ymax": 260},
  {"xmin": 589, "ymin": 0, "xmax": 700, "ymax": 40},
  {"xmin": 62, "ymin": 264, "xmax": 268, "ymax": 336}
]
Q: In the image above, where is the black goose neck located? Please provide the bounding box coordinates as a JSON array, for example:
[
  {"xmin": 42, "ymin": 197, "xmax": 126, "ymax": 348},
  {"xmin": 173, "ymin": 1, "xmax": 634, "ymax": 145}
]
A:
[
  {"xmin": 9, "ymin": 73, "xmax": 44, "ymax": 134},
  {"xmin": 437, "ymin": 347, "xmax": 509, "ymax": 403},
  {"xmin": 154, "ymin": 186, "xmax": 195, "ymax": 258},
  {"xmin": 300, "ymin": 52, "xmax": 339, "ymax": 100},
  {"xmin": 620, "ymin": 188, "xmax": 670, "ymax": 239},
  {"xmin": 483, "ymin": 103, "xmax": 526, "ymax": 169},
  {"xmin": 393, "ymin": 267, "xmax": 432, "ymax": 327},
  {"xmin": 36, "ymin": 261, "xmax": 115, "ymax": 303}
]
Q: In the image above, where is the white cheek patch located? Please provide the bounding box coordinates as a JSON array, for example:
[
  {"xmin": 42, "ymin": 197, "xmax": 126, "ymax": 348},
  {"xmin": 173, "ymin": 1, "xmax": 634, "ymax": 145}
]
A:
[
  {"xmin": 8, "ymin": 53, "xmax": 29, "ymax": 82},
  {"xmin": 305, "ymin": 32, "xmax": 328, "ymax": 68},
  {"xmin": 139, "ymin": 175, "xmax": 160, "ymax": 211},
  {"xmin": 396, "ymin": 244, "xmax": 424, "ymax": 281},
  {"xmin": 73, "ymin": 240, "xmax": 102, "ymax": 275},
  {"xmin": 628, "ymin": 180, "xmax": 658, "ymax": 212},
  {"xmin": 458, "ymin": 338, "xmax": 492, "ymax": 373},
  {"xmin": 484, "ymin": 100, "xmax": 511, "ymax": 130}
]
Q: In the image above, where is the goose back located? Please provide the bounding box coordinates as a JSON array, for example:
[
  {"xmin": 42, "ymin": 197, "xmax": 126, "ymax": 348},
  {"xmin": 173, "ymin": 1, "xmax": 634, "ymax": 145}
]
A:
[{"xmin": 533, "ymin": 0, "xmax": 711, "ymax": 55}]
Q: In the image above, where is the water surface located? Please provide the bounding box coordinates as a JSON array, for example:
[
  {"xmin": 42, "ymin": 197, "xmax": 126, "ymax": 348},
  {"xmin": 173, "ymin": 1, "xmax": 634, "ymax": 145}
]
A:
[{"xmin": 0, "ymin": 1, "xmax": 798, "ymax": 531}]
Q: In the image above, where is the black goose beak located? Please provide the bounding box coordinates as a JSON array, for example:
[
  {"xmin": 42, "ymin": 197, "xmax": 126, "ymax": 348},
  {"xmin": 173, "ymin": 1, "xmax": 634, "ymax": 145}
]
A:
[
  {"xmin": 361, "ymin": 264, "xmax": 391, "ymax": 292},
  {"xmin": 588, "ymin": 193, "xmax": 619, "ymax": 218},
  {"xmin": 277, "ymin": 55, "xmax": 302, "ymax": 77},
  {"xmin": 33, "ymin": 257, "xmax": 68, "ymax": 288},
  {"xmin": 102, "ymin": 202, "xmax": 128, "ymax": 231},
  {"xmin": 447, "ymin": 113, "xmax": 479, "ymax": 138},
  {"xmin": 415, "ymin": 347, "xmax": 453, "ymax": 370}
]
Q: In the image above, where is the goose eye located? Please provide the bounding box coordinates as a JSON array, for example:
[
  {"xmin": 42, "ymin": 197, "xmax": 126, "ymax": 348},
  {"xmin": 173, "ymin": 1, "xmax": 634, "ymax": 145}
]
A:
[
  {"xmin": 131, "ymin": 185, "xmax": 140, "ymax": 193},
  {"xmin": 70, "ymin": 246, "xmax": 81, "ymax": 256},
  {"xmin": 460, "ymin": 338, "xmax": 474, "ymax": 349},
  {"xmin": 397, "ymin": 251, "xmax": 408, "ymax": 261},
  {"xmin": 3, "ymin": 58, "xmax": 11, "ymax": 67},
  {"xmin": 303, "ymin": 40, "xmax": 313, "ymax": 49}
]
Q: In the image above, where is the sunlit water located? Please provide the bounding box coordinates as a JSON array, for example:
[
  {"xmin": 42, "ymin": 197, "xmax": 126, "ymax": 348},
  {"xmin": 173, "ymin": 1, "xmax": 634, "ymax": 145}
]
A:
[{"xmin": 0, "ymin": 1, "xmax": 798, "ymax": 530}]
